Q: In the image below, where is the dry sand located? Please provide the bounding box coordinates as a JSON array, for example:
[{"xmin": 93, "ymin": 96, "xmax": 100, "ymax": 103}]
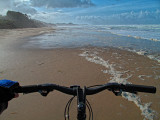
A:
[{"xmin": 0, "ymin": 27, "xmax": 159, "ymax": 120}]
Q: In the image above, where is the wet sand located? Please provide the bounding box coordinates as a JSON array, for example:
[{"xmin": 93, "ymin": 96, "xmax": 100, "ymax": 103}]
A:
[{"xmin": 0, "ymin": 27, "xmax": 159, "ymax": 120}]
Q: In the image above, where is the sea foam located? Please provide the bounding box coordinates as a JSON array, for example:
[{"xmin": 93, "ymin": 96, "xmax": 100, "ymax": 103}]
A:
[{"xmin": 79, "ymin": 49, "xmax": 156, "ymax": 120}]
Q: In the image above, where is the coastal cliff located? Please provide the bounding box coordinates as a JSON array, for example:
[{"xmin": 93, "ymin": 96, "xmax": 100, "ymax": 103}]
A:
[{"xmin": 0, "ymin": 11, "xmax": 46, "ymax": 29}]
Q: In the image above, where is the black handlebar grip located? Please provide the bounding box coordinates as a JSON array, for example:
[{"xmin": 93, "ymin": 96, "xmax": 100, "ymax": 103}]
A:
[
  {"xmin": 14, "ymin": 85, "xmax": 40, "ymax": 93},
  {"xmin": 121, "ymin": 84, "xmax": 156, "ymax": 93}
]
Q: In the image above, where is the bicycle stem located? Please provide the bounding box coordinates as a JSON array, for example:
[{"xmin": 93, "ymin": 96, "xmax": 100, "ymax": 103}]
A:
[{"xmin": 77, "ymin": 86, "xmax": 87, "ymax": 120}]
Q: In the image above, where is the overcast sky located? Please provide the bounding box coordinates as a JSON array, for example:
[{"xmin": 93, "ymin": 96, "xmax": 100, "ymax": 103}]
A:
[{"xmin": 0, "ymin": 0, "xmax": 160, "ymax": 24}]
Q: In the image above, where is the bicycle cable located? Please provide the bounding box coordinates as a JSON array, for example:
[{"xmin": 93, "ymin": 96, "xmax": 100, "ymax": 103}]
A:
[
  {"xmin": 64, "ymin": 97, "xmax": 93, "ymax": 120},
  {"xmin": 64, "ymin": 96, "xmax": 75, "ymax": 120},
  {"xmin": 86, "ymin": 99, "xmax": 93, "ymax": 120}
]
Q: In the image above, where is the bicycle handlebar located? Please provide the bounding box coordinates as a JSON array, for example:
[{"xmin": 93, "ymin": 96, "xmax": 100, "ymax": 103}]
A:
[
  {"xmin": 13, "ymin": 83, "xmax": 156, "ymax": 96},
  {"xmin": 12, "ymin": 83, "xmax": 156, "ymax": 120}
]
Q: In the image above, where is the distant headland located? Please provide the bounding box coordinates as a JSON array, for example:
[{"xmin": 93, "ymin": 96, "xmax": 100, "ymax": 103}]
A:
[{"xmin": 0, "ymin": 11, "xmax": 48, "ymax": 29}]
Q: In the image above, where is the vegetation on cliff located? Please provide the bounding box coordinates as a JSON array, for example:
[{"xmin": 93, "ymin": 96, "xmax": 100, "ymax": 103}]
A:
[{"xmin": 0, "ymin": 11, "xmax": 46, "ymax": 29}]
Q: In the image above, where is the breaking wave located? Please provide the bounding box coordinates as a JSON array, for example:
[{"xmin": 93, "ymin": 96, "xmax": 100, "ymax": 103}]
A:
[
  {"xmin": 105, "ymin": 24, "xmax": 160, "ymax": 42},
  {"xmin": 79, "ymin": 49, "xmax": 157, "ymax": 120}
]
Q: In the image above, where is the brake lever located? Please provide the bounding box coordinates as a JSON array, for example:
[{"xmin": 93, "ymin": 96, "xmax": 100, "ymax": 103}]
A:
[
  {"xmin": 110, "ymin": 89, "xmax": 137, "ymax": 96},
  {"xmin": 39, "ymin": 90, "xmax": 53, "ymax": 97},
  {"xmin": 112, "ymin": 89, "xmax": 122, "ymax": 96}
]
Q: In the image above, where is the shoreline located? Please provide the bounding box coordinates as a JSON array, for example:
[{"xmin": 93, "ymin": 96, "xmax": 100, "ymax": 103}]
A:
[
  {"xmin": 0, "ymin": 27, "xmax": 55, "ymax": 40},
  {"xmin": 0, "ymin": 27, "xmax": 159, "ymax": 120}
]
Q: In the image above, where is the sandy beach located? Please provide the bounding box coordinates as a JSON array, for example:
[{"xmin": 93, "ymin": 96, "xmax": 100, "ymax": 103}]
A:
[{"xmin": 0, "ymin": 27, "xmax": 159, "ymax": 120}]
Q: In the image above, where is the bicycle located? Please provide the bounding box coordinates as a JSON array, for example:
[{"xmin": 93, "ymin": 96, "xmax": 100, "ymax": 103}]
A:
[{"xmin": 12, "ymin": 82, "xmax": 156, "ymax": 120}]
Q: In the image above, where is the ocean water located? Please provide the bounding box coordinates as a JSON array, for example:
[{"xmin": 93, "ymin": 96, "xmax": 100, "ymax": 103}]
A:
[
  {"xmin": 102, "ymin": 25, "xmax": 160, "ymax": 42},
  {"xmin": 23, "ymin": 24, "xmax": 160, "ymax": 62}
]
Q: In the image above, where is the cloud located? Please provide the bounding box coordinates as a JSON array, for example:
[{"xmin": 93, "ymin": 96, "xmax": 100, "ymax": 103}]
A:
[
  {"xmin": 75, "ymin": 10, "xmax": 160, "ymax": 24},
  {"xmin": 31, "ymin": 11, "xmax": 74, "ymax": 23},
  {"xmin": 14, "ymin": 3, "xmax": 37, "ymax": 14},
  {"xmin": 30, "ymin": 0, "xmax": 94, "ymax": 8},
  {"xmin": 30, "ymin": 8, "xmax": 160, "ymax": 25},
  {"xmin": 112, "ymin": 10, "xmax": 160, "ymax": 23},
  {"xmin": 0, "ymin": 0, "xmax": 13, "ymax": 9},
  {"xmin": 0, "ymin": 0, "xmax": 37, "ymax": 15}
]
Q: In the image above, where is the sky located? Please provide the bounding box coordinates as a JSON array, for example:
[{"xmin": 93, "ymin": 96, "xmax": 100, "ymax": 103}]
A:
[{"xmin": 0, "ymin": 0, "xmax": 160, "ymax": 25}]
